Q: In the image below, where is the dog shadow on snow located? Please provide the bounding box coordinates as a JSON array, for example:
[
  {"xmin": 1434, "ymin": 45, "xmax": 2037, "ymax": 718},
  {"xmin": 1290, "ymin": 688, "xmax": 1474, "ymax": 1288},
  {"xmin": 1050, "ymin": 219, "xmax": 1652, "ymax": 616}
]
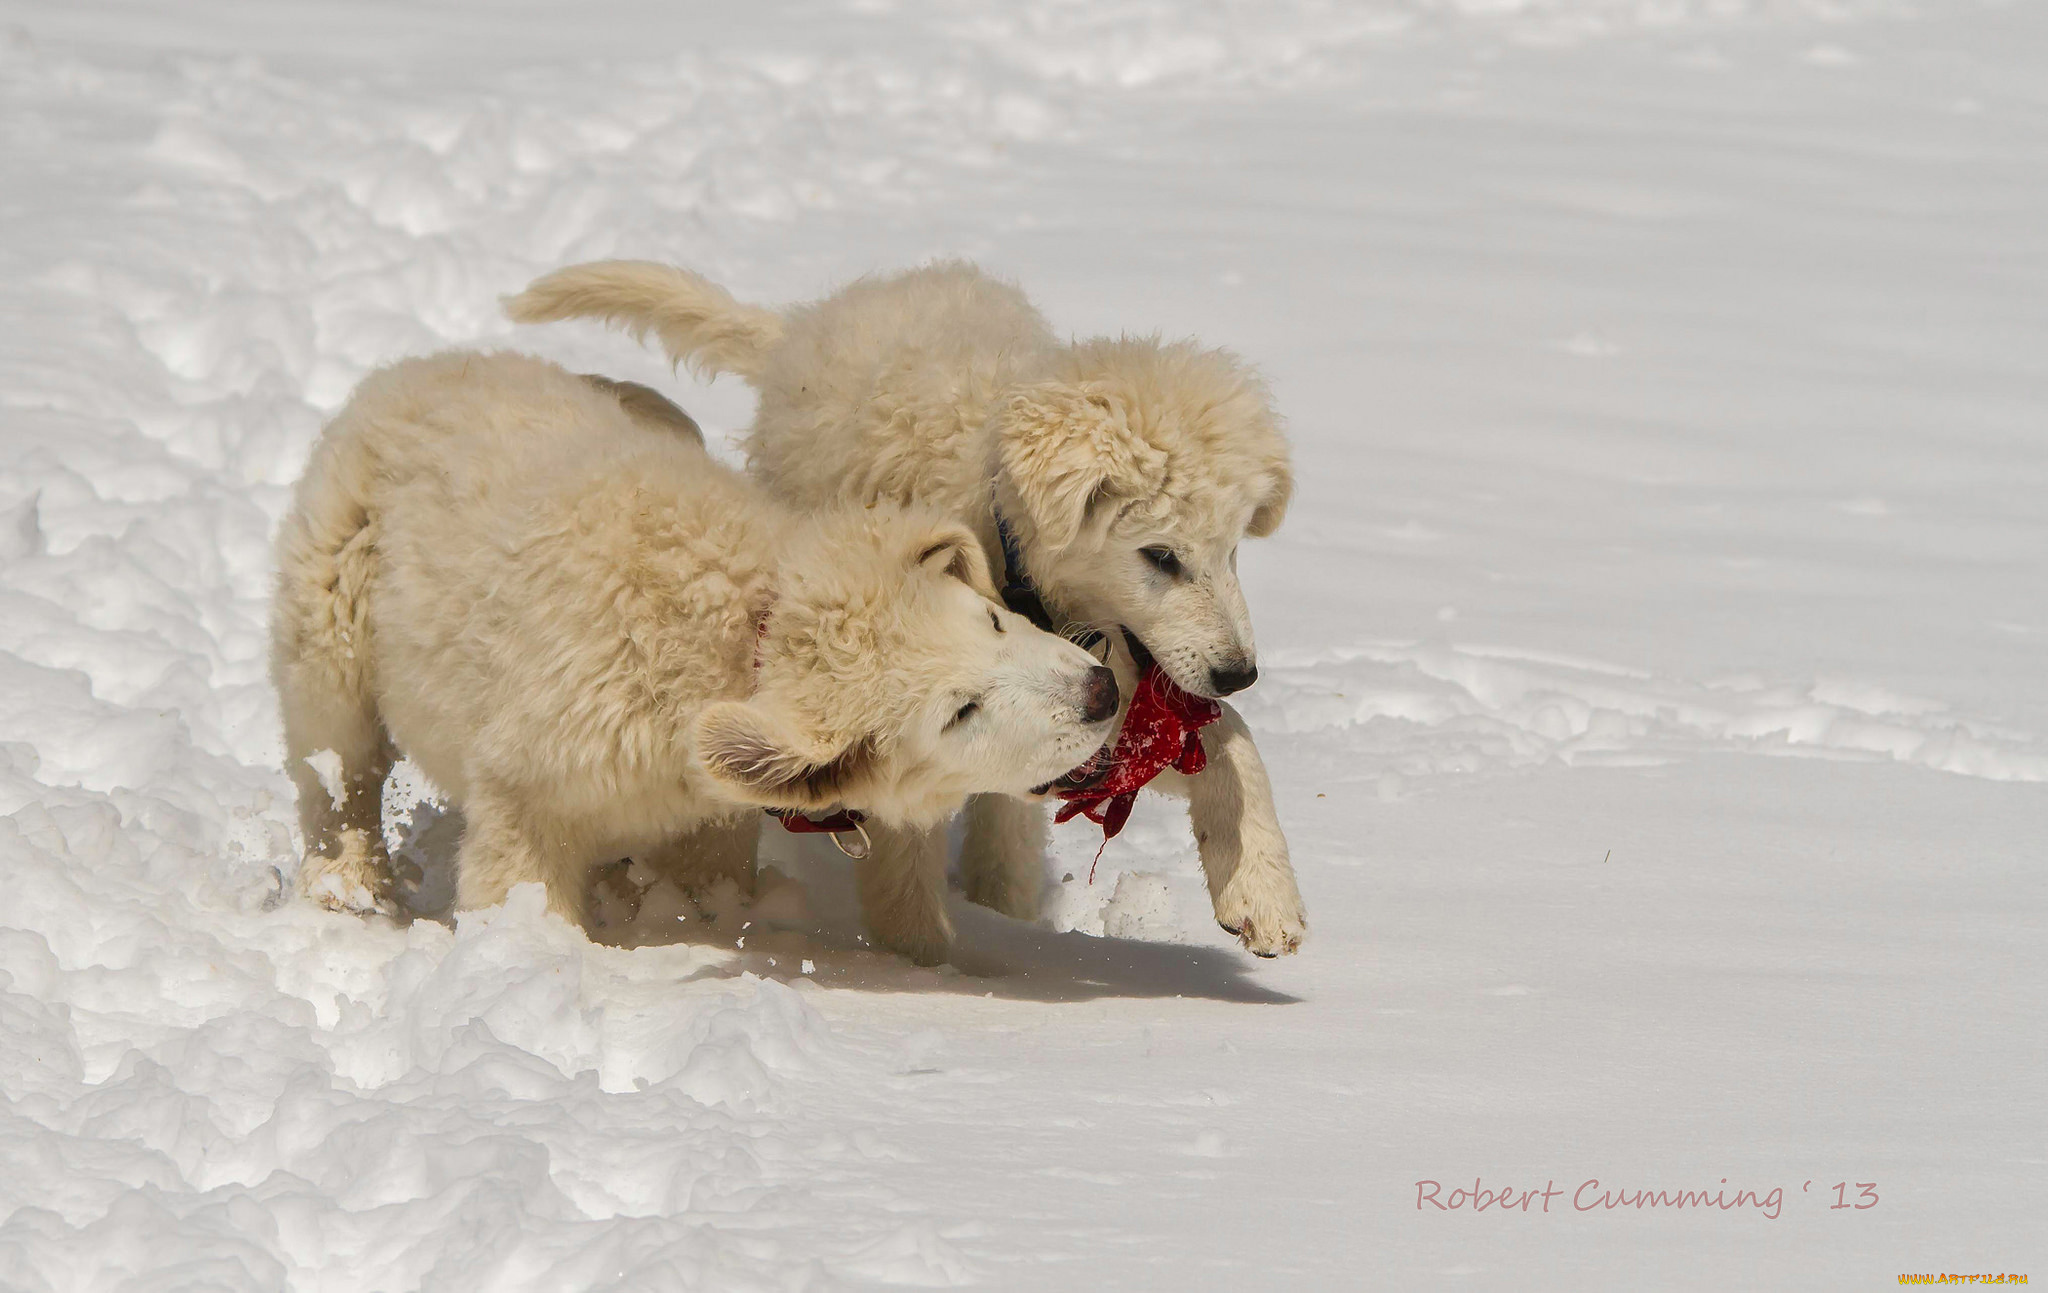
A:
[{"xmin": 388, "ymin": 800, "xmax": 1297, "ymax": 1006}]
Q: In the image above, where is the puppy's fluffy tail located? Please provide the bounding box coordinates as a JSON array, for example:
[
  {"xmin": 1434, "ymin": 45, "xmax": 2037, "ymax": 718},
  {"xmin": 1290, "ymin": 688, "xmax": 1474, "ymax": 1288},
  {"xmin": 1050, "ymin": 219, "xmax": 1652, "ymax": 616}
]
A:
[{"xmin": 504, "ymin": 261, "xmax": 784, "ymax": 383}]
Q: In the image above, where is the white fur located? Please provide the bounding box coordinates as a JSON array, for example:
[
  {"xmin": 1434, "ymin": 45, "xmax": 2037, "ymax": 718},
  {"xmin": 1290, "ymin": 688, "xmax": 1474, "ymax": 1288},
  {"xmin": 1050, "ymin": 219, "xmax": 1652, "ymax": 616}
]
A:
[
  {"xmin": 508, "ymin": 261, "xmax": 1308, "ymax": 955},
  {"xmin": 271, "ymin": 350, "xmax": 1114, "ymax": 963}
]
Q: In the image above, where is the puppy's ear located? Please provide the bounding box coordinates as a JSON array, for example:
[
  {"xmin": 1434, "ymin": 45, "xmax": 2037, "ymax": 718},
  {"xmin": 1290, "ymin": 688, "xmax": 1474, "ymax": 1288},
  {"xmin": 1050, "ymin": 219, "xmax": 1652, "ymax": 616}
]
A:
[
  {"xmin": 914, "ymin": 523, "xmax": 997, "ymax": 600},
  {"xmin": 996, "ymin": 381, "xmax": 1168, "ymax": 551},
  {"xmin": 694, "ymin": 701, "xmax": 873, "ymax": 811},
  {"xmin": 1247, "ymin": 466, "xmax": 1293, "ymax": 537}
]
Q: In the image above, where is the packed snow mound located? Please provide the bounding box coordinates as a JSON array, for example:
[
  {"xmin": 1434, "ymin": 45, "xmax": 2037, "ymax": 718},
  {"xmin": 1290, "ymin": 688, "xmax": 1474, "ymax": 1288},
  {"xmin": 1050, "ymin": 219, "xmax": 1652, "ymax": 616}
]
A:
[{"xmin": 0, "ymin": 21, "xmax": 1166, "ymax": 1289}]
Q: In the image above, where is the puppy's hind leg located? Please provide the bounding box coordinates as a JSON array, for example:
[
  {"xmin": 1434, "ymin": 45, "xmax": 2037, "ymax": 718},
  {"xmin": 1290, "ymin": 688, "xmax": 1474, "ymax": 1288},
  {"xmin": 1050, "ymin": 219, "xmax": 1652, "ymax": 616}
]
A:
[
  {"xmin": 958, "ymin": 793, "xmax": 1047, "ymax": 921},
  {"xmin": 274, "ymin": 517, "xmax": 397, "ymax": 916},
  {"xmin": 282, "ymin": 686, "xmax": 395, "ymax": 916}
]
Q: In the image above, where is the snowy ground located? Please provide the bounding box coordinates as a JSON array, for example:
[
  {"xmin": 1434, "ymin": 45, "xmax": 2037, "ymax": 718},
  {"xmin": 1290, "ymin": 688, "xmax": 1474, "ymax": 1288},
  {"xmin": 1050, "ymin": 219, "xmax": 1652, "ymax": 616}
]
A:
[{"xmin": 1, "ymin": 0, "xmax": 2043, "ymax": 1287}]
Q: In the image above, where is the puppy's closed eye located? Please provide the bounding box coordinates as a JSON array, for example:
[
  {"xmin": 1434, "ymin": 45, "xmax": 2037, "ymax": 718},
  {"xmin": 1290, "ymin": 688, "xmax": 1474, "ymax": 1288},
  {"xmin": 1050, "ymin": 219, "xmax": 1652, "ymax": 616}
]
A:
[
  {"xmin": 1140, "ymin": 546, "xmax": 1183, "ymax": 578},
  {"xmin": 947, "ymin": 699, "xmax": 981, "ymax": 730}
]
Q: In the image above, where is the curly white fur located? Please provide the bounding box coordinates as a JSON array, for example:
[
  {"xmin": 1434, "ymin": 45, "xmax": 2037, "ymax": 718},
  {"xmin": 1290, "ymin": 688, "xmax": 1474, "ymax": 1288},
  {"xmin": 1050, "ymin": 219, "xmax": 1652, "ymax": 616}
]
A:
[
  {"xmin": 508, "ymin": 262, "xmax": 1307, "ymax": 956},
  {"xmin": 271, "ymin": 350, "xmax": 1115, "ymax": 962}
]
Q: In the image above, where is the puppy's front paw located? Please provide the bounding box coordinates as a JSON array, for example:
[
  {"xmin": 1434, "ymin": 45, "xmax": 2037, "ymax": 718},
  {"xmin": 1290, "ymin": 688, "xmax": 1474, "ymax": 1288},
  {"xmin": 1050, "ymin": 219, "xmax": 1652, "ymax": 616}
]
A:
[
  {"xmin": 1214, "ymin": 869, "xmax": 1305, "ymax": 958},
  {"xmin": 864, "ymin": 902, "xmax": 955, "ymax": 968},
  {"xmin": 873, "ymin": 921, "xmax": 953, "ymax": 968}
]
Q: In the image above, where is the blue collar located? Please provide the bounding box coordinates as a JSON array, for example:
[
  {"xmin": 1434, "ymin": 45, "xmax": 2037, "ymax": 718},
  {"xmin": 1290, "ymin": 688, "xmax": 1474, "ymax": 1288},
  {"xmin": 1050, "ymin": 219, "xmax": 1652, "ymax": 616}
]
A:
[{"xmin": 994, "ymin": 511, "xmax": 1105, "ymax": 654}]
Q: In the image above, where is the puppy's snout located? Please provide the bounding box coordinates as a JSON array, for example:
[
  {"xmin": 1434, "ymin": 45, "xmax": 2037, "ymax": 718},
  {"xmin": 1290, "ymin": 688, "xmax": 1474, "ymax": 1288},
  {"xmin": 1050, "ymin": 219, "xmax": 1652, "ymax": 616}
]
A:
[
  {"xmin": 1209, "ymin": 660, "xmax": 1258, "ymax": 697},
  {"xmin": 1080, "ymin": 665, "xmax": 1120, "ymax": 723}
]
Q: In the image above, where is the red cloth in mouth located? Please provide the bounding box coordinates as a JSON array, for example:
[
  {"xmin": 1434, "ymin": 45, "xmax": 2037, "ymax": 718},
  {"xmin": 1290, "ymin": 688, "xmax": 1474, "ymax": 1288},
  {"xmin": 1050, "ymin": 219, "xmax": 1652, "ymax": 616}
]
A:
[{"xmin": 1054, "ymin": 661, "xmax": 1221, "ymax": 845}]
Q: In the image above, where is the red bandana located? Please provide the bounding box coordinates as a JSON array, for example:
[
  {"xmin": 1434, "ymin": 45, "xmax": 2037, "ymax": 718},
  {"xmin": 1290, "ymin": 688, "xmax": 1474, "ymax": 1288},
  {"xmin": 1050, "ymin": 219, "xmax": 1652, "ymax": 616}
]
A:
[{"xmin": 1053, "ymin": 663, "xmax": 1221, "ymax": 859}]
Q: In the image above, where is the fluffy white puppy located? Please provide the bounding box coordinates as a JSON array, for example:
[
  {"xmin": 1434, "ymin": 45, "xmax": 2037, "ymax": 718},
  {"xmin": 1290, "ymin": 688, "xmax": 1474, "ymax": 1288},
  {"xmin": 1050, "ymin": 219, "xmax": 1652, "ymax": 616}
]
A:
[
  {"xmin": 507, "ymin": 260, "xmax": 1306, "ymax": 956},
  {"xmin": 271, "ymin": 350, "xmax": 1117, "ymax": 964}
]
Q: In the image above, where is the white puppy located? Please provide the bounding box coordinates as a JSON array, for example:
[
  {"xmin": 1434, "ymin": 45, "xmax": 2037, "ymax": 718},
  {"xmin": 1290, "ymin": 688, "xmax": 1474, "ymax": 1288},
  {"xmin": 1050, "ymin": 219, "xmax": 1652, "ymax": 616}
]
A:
[
  {"xmin": 271, "ymin": 350, "xmax": 1118, "ymax": 964},
  {"xmin": 508, "ymin": 261, "xmax": 1306, "ymax": 956}
]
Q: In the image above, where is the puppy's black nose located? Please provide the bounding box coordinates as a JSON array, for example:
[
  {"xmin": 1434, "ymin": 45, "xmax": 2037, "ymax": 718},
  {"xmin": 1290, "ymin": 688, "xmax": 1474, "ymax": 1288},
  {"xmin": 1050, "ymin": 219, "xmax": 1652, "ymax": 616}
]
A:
[
  {"xmin": 1081, "ymin": 665, "xmax": 1120, "ymax": 723},
  {"xmin": 1209, "ymin": 661, "xmax": 1258, "ymax": 696}
]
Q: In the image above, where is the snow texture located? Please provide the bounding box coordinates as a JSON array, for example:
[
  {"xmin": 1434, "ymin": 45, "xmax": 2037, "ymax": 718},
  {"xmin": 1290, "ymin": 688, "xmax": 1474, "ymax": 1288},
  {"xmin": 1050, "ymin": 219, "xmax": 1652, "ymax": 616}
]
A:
[{"xmin": 0, "ymin": 0, "xmax": 2041, "ymax": 1288}]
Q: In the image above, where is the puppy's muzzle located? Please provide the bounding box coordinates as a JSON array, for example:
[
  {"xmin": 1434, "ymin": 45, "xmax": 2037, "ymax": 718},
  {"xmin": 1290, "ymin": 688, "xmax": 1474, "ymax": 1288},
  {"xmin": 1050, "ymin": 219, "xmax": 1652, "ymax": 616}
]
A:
[
  {"xmin": 1209, "ymin": 660, "xmax": 1258, "ymax": 697},
  {"xmin": 1080, "ymin": 665, "xmax": 1120, "ymax": 724}
]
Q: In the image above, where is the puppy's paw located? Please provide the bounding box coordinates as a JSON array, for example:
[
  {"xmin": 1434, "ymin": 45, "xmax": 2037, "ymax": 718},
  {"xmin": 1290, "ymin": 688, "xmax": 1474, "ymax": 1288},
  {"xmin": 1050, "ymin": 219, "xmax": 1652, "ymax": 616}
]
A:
[
  {"xmin": 659, "ymin": 851, "xmax": 760, "ymax": 902},
  {"xmin": 1214, "ymin": 869, "xmax": 1305, "ymax": 958},
  {"xmin": 867, "ymin": 911, "xmax": 955, "ymax": 968},
  {"xmin": 299, "ymin": 833, "xmax": 396, "ymax": 918}
]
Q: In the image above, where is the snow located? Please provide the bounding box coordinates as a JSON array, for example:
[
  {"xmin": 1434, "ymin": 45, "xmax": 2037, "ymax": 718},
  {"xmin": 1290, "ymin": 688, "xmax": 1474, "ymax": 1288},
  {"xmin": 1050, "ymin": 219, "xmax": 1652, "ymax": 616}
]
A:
[
  {"xmin": 300, "ymin": 750, "xmax": 345, "ymax": 813},
  {"xmin": 0, "ymin": 0, "xmax": 2041, "ymax": 1288}
]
